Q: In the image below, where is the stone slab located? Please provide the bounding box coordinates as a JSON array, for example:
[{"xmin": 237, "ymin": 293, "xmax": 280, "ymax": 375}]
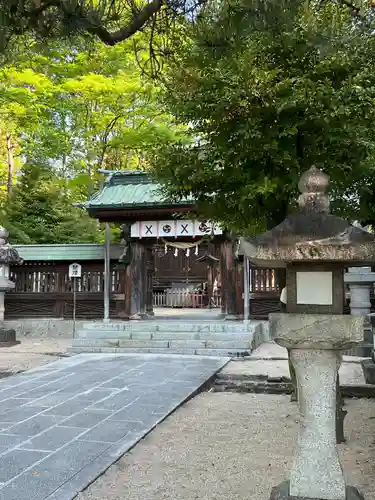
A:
[
  {"xmin": 360, "ymin": 359, "xmax": 375, "ymax": 385},
  {"xmin": 60, "ymin": 409, "xmax": 115, "ymax": 428},
  {"xmin": 0, "ymin": 353, "xmax": 229, "ymax": 500},
  {"xmin": 0, "ymin": 449, "xmax": 49, "ymax": 483},
  {"xmin": 270, "ymin": 480, "xmax": 364, "ymax": 500},
  {"xmin": 23, "ymin": 426, "xmax": 87, "ymax": 452},
  {"xmin": 269, "ymin": 314, "xmax": 364, "ymax": 350},
  {"xmin": 5, "ymin": 415, "xmax": 64, "ymax": 438}
]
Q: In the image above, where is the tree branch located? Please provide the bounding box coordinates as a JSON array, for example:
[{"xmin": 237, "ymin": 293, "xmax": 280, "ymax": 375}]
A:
[
  {"xmin": 85, "ymin": 0, "xmax": 164, "ymax": 46},
  {"xmin": 3, "ymin": 0, "xmax": 368, "ymax": 50}
]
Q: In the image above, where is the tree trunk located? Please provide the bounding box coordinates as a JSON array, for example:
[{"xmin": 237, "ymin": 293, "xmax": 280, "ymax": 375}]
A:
[{"xmin": 6, "ymin": 133, "xmax": 15, "ymax": 196}]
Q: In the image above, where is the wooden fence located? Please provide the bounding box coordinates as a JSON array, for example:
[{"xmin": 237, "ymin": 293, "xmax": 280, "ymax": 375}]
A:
[
  {"xmin": 153, "ymin": 289, "xmax": 222, "ymax": 308},
  {"xmin": 5, "ymin": 262, "xmax": 365, "ymax": 320},
  {"xmin": 247, "ymin": 267, "xmax": 280, "ymax": 319},
  {"xmin": 2, "ymin": 264, "xmax": 280, "ymax": 320},
  {"xmin": 5, "ymin": 263, "xmax": 121, "ymax": 320}
]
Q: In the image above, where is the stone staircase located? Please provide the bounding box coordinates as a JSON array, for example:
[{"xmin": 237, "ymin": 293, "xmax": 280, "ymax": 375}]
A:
[{"xmin": 69, "ymin": 320, "xmax": 264, "ymax": 357}]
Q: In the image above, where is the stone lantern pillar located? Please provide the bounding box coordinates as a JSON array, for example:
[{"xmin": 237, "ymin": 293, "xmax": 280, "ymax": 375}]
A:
[
  {"xmin": 0, "ymin": 227, "xmax": 23, "ymax": 346},
  {"xmin": 344, "ymin": 265, "xmax": 375, "ymax": 357},
  {"xmin": 239, "ymin": 166, "xmax": 372, "ymax": 500}
]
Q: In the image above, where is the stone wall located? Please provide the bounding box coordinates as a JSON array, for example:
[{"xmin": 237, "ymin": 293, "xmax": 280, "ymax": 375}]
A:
[{"xmin": 3, "ymin": 319, "xmax": 105, "ymax": 338}]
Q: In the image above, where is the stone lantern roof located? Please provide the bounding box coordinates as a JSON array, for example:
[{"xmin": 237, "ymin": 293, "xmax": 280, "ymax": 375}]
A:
[
  {"xmin": 239, "ymin": 166, "xmax": 375, "ymax": 268},
  {"xmin": 0, "ymin": 227, "xmax": 23, "ymax": 265}
]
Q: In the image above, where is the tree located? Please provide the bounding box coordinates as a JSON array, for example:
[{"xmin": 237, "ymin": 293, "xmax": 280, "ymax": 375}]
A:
[
  {"xmin": 0, "ymin": 38, "xmax": 182, "ymax": 178},
  {"xmin": 150, "ymin": 0, "xmax": 375, "ymax": 233},
  {"xmin": 2, "ymin": 163, "xmax": 101, "ymax": 244},
  {"xmin": 0, "ymin": 35, "xmax": 183, "ymax": 242},
  {"xmin": 0, "ymin": 0, "xmax": 369, "ymax": 53},
  {"xmin": 0, "ymin": 0, "xmax": 196, "ymax": 67}
]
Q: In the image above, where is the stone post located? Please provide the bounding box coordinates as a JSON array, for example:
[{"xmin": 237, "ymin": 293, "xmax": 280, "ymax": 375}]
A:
[
  {"xmin": 344, "ymin": 266, "xmax": 375, "ymax": 357},
  {"xmin": 345, "ymin": 267, "xmax": 374, "ymax": 316},
  {"xmin": 270, "ymin": 314, "xmax": 364, "ymax": 500},
  {"xmin": 0, "ymin": 227, "xmax": 23, "ymax": 346}
]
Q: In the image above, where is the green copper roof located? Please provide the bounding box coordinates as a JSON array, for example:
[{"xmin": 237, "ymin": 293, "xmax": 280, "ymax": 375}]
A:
[
  {"xmin": 14, "ymin": 244, "xmax": 122, "ymax": 262},
  {"xmin": 81, "ymin": 171, "xmax": 193, "ymax": 209}
]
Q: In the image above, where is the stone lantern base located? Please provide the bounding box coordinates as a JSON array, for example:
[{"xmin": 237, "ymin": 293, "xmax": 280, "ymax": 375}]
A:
[
  {"xmin": 0, "ymin": 327, "xmax": 20, "ymax": 347},
  {"xmin": 269, "ymin": 314, "xmax": 365, "ymax": 500},
  {"xmin": 270, "ymin": 481, "xmax": 364, "ymax": 500}
]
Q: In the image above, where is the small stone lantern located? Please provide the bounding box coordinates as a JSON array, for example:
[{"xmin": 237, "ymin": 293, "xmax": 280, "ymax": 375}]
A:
[
  {"xmin": 0, "ymin": 227, "xmax": 23, "ymax": 346},
  {"xmin": 239, "ymin": 166, "xmax": 372, "ymax": 500}
]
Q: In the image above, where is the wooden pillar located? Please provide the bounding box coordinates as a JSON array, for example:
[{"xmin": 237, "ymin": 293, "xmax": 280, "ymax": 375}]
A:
[
  {"xmin": 130, "ymin": 241, "xmax": 147, "ymax": 318},
  {"xmin": 146, "ymin": 246, "xmax": 154, "ymax": 316},
  {"xmin": 118, "ymin": 241, "xmax": 147, "ymax": 319},
  {"xmin": 219, "ymin": 244, "xmax": 226, "ymax": 315},
  {"xmin": 235, "ymin": 259, "xmax": 244, "ymax": 318},
  {"xmin": 122, "ymin": 264, "xmax": 132, "ymax": 319},
  {"xmin": 207, "ymin": 264, "xmax": 214, "ymax": 309},
  {"xmin": 103, "ymin": 223, "xmax": 111, "ymax": 321},
  {"xmin": 220, "ymin": 240, "xmax": 237, "ymax": 319}
]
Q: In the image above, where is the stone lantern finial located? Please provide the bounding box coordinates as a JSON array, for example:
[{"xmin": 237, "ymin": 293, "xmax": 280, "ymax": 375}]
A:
[
  {"xmin": 0, "ymin": 227, "xmax": 22, "ymax": 265},
  {"xmin": 297, "ymin": 165, "xmax": 330, "ymax": 214},
  {"xmin": 0, "ymin": 227, "xmax": 9, "ymax": 246}
]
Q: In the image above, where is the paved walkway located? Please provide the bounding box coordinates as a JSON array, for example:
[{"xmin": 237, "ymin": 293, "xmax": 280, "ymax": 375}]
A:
[{"xmin": 0, "ymin": 353, "xmax": 229, "ymax": 500}]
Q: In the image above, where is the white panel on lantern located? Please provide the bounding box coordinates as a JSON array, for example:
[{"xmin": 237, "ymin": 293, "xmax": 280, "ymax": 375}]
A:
[{"xmin": 296, "ymin": 271, "xmax": 333, "ymax": 305}]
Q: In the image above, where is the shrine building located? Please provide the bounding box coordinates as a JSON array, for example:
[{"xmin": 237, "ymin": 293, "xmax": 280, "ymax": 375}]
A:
[{"xmin": 80, "ymin": 170, "xmax": 244, "ymax": 319}]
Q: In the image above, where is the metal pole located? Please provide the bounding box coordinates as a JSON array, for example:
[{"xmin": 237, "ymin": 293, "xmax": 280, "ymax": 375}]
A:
[
  {"xmin": 73, "ymin": 278, "xmax": 76, "ymax": 338},
  {"xmin": 244, "ymin": 256, "xmax": 250, "ymax": 325},
  {"xmin": 103, "ymin": 222, "xmax": 110, "ymax": 322}
]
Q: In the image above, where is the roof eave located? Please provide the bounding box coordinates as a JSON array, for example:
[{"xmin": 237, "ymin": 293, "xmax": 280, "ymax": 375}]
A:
[{"xmin": 86, "ymin": 202, "xmax": 196, "ymax": 210}]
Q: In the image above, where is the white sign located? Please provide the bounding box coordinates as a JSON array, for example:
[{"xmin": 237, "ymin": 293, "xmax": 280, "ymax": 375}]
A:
[
  {"xmin": 296, "ymin": 271, "xmax": 333, "ymax": 306},
  {"xmin": 131, "ymin": 220, "xmax": 223, "ymax": 239},
  {"xmin": 69, "ymin": 262, "xmax": 82, "ymax": 278}
]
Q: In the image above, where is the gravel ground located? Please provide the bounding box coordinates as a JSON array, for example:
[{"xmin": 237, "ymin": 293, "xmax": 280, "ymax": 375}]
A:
[
  {"xmin": 0, "ymin": 337, "xmax": 71, "ymax": 375},
  {"xmin": 77, "ymin": 392, "xmax": 375, "ymax": 500},
  {"xmin": 222, "ymin": 359, "xmax": 366, "ymax": 385},
  {"xmin": 224, "ymin": 342, "xmax": 367, "ymax": 385}
]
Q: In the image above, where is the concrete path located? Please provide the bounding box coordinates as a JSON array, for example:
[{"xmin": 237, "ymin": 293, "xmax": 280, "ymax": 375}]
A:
[{"xmin": 0, "ymin": 353, "xmax": 229, "ymax": 500}]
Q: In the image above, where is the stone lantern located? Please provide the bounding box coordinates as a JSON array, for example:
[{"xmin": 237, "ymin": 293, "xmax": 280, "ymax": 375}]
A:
[
  {"xmin": 239, "ymin": 166, "xmax": 372, "ymax": 500},
  {"xmin": 0, "ymin": 227, "xmax": 23, "ymax": 346}
]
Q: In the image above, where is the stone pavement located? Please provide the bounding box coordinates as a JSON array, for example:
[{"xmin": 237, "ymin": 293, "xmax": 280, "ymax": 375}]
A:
[{"xmin": 0, "ymin": 353, "xmax": 229, "ymax": 500}]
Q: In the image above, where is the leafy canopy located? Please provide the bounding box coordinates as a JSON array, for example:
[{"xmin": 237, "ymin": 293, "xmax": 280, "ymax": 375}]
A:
[
  {"xmin": 3, "ymin": 163, "xmax": 100, "ymax": 244},
  {"xmin": 151, "ymin": 0, "xmax": 375, "ymax": 233},
  {"xmin": 0, "ymin": 36, "xmax": 183, "ymax": 243}
]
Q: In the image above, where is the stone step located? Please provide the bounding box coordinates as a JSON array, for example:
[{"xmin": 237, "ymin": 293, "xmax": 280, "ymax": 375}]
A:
[
  {"xmin": 80, "ymin": 321, "xmax": 256, "ymax": 334},
  {"xmin": 72, "ymin": 320, "xmax": 262, "ymax": 357},
  {"xmin": 68, "ymin": 346, "xmax": 252, "ymax": 357},
  {"xmin": 75, "ymin": 330, "xmax": 254, "ymax": 341},
  {"xmin": 72, "ymin": 339, "xmax": 252, "ymax": 349}
]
